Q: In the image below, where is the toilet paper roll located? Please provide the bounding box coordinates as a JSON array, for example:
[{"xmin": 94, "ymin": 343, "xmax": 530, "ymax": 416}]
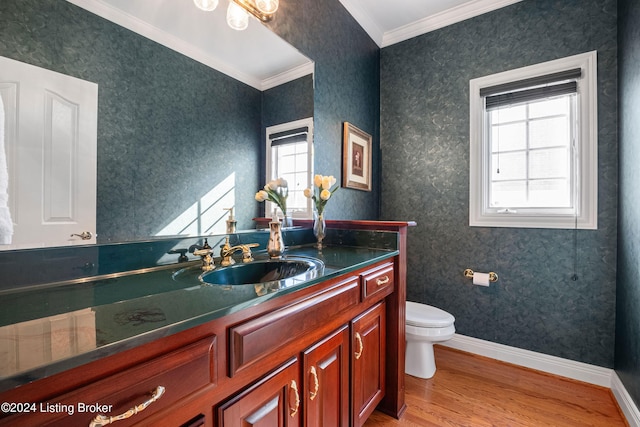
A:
[{"xmin": 473, "ymin": 272, "xmax": 491, "ymax": 287}]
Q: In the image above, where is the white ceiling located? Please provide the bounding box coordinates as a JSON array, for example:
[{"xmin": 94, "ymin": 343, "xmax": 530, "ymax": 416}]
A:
[
  {"xmin": 66, "ymin": 0, "xmax": 314, "ymax": 90},
  {"xmin": 66, "ymin": 0, "xmax": 522, "ymax": 90},
  {"xmin": 339, "ymin": 0, "xmax": 523, "ymax": 47}
]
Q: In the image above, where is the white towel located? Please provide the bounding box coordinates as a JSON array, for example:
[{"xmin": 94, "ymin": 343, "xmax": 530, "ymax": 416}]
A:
[{"xmin": 0, "ymin": 95, "xmax": 14, "ymax": 245}]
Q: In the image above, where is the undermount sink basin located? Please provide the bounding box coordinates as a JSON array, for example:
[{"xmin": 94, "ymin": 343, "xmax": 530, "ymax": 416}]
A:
[{"xmin": 201, "ymin": 257, "xmax": 323, "ymax": 286}]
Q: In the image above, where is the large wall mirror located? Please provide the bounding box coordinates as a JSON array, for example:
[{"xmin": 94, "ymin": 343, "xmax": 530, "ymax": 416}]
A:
[{"xmin": 0, "ymin": 0, "xmax": 314, "ymax": 251}]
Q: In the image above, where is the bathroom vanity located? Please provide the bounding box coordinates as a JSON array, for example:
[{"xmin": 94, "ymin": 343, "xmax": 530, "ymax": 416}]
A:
[{"xmin": 0, "ymin": 221, "xmax": 412, "ymax": 426}]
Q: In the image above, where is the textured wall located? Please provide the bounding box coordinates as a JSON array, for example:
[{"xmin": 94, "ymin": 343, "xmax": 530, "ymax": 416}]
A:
[
  {"xmin": 616, "ymin": 0, "xmax": 640, "ymax": 407},
  {"xmin": 381, "ymin": 0, "xmax": 618, "ymax": 367},
  {"xmin": 0, "ymin": 0, "xmax": 262, "ymax": 242},
  {"xmin": 266, "ymin": 0, "xmax": 381, "ymax": 220},
  {"xmin": 262, "ymin": 74, "xmax": 314, "ymax": 129},
  {"xmin": 260, "ymin": 74, "xmax": 315, "ymax": 204},
  {"xmin": 0, "ymin": 0, "xmax": 378, "ymax": 243}
]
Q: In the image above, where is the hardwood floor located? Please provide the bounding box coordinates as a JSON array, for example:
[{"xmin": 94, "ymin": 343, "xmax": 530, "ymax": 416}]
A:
[{"xmin": 365, "ymin": 345, "xmax": 628, "ymax": 427}]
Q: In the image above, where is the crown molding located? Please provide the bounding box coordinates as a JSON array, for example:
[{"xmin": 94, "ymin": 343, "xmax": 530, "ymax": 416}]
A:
[
  {"xmin": 66, "ymin": 0, "xmax": 266, "ymax": 90},
  {"xmin": 382, "ymin": 0, "xmax": 523, "ymax": 47},
  {"xmin": 338, "ymin": 0, "xmax": 386, "ymax": 47},
  {"xmin": 261, "ymin": 61, "xmax": 314, "ymax": 91}
]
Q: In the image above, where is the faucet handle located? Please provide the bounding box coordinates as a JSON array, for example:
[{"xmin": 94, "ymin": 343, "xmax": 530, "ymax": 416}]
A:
[
  {"xmin": 168, "ymin": 248, "xmax": 189, "ymax": 262},
  {"xmin": 241, "ymin": 243, "xmax": 260, "ymax": 263},
  {"xmin": 193, "ymin": 248, "xmax": 215, "ymax": 271},
  {"xmin": 193, "ymin": 248, "xmax": 213, "ymax": 257}
]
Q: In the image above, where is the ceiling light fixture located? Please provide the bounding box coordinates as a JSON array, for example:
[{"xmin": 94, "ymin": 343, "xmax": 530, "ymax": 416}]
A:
[
  {"xmin": 193, "ymin": 0, "xmax": 219, "ymax": 12},
  {"xmin": 226, "ymin": 0, "xmax": 278, "ymax": 30},
  {"xmin": 226, "ymin": 1, "xmax": 249, "ymax": 31},
  {"xmin": 195, "ymin": 0, "xmax": 278, "ymax": 31}
]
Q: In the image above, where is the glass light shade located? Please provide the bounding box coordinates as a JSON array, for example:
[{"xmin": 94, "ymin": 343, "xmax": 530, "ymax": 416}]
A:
[
  {"xmin": 227, "ymin": 2, "xmax": 249, "ymax": 30},
  {"xmin": 255, "ymin": 0, "xmax": 279, "ymax": 14},
  {"xmin": 193, "ymin": 0, "xmax": 219, "ymax": 11}
]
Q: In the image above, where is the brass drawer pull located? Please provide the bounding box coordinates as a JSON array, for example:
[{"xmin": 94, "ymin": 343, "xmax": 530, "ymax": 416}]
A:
[
  {"xmin": 309, "ymin": 366, "xmax": 319, "ymax": 401},
  {"xmin": 354, "ymin": 332, "xmax": 364, "ymax": 360},
  {"xmin": 289, "ymin": 380, "xmax": 300, "ymax": 417},
  {"xmin": 88, "ymin": 385, "xmax": 165, "ymax": 427},
  {"xmin": 376, "ymin": 275, "xmax": 390, "ymax": 286}
]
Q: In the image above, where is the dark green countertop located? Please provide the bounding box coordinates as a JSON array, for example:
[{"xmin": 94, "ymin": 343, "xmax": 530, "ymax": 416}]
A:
[{"xmin": 0, "ymin": 244, "xmax": 397, "ymax": 392}]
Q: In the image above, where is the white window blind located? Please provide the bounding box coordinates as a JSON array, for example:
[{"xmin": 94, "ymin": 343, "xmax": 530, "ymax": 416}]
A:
[
  {"xmin": 266, "ymin": 118, "xmax": 314, "ymax": 218},
  {"xmin": 469, "ymin": 51, "xmax": 598, "ymax": 229}
]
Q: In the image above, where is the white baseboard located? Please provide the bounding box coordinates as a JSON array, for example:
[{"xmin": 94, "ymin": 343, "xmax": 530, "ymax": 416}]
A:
[
  {"xmin": 612, "ymin": 372, "xmax": 640, "ymax": 427},
  {"xmin": 439, "ymin": 334, "xmax": 639, "ymax": 427}
]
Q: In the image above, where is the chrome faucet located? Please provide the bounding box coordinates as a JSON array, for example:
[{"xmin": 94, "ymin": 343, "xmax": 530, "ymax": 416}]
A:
[{"xmin": 219, "ymin": 237, "xmax": 259, "ymax": 267}]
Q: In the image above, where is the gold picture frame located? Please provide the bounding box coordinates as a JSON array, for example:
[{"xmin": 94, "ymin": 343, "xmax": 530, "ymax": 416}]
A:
[{"xmin": 342, "ymin": 122, "xmax": 372, "ymax": 191}]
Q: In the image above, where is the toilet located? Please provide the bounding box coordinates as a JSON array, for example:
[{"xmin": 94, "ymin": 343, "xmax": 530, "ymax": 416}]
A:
[{"xmin": 405, "ymin": 301, "xmax": 456, "ymax": 379}]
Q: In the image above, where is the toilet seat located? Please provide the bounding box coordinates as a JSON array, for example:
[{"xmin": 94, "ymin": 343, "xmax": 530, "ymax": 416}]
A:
[{"xmin": 406, "ymin": 301, "xmax": 455, "ymax": 328}]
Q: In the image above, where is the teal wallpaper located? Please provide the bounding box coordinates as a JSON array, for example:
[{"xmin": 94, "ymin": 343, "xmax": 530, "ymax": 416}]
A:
[
  {"xmin": 616, "ymin": 0, "xmax": 640, "ymax": 408},
  {"xmin": 266, "ymin": 0, "xmax": 381, "ymax": 220},
  {"xmin": 380, "ymin": 0, "xmax": 618, "ymax": 367},
  {"xmin": 0, "ymin": 0, "xmax": 263, "ymax": 243},
  {"xmin": 0, "ymin": 0, "xmax": 379, "ymax": 243}
]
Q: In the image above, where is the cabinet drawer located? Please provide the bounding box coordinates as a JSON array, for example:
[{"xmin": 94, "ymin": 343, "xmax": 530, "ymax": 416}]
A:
[
  {"xmin": 229, "ymin": 277, "xmax": 360, "ymax": 377},
  {"xmin": 361, "ymin": 263, "xmax": 394, "ymax": 301},
  {"xmin": 218, "ymin": 358, "xmax": 300, "ymax": 426},
  {"xmin": 4, "ymin": 336, "xmax": 216, "ymax": 427}
]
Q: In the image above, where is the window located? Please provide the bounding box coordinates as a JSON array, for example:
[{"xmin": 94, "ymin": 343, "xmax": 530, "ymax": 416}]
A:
[
  {"xmin": 266, "ymin": 117, "xmax": 314, "ymax": 218},
  {"xmin": 469, "ymin": 51, "xmax": 598, "ymax": 229}
]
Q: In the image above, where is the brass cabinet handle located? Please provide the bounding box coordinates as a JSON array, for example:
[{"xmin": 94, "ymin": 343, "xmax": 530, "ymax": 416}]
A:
[
  {"xmin": 289, "ymin": 380, "xmax": 300, "ymax": 417},
  {"xmin": 376, "ymin": 275, "xmax": 390, "ymax": 286},
  {"xmin": 88, "ymin": 386, "xmax": 165, "ymax": 427},
  {"xmin": 309, "ymin": 366, "xmax": 319, "ymax": 401},
  {"xmin": 354, "ymin": 332, "xmax": 364, "ymax": 360}
]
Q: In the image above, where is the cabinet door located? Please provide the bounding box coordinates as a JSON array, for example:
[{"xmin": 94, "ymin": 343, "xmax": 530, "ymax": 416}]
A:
[
  {"xmin": 352, "ymin": 302, "xmax": 386, "ymax": 427},
  {"xmin": 302, "ymin": 325, "xmax": 350, "ymax": 427},
  {"xmin": 218, "ymin": 358, "xmax": 301, "ymax": 427}
]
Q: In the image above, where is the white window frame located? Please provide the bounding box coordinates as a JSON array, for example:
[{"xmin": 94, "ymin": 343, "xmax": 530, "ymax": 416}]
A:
[
  {"xmin": 469, "ymin": 51, "xmax": 598, "ymax": 229},
  {"xmin": 265, "ymin": 117, "xmax": 314, "ymax": 219}
]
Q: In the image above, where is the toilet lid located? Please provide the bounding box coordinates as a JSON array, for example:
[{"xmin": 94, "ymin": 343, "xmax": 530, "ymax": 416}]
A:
[{"xmin": 406, "ymin": 301, "xmax": 455, "ymax": 328}]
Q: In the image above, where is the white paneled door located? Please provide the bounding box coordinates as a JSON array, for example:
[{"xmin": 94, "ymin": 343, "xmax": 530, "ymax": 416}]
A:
[{"xmin": 0, "ymin": 56, "xmax": 98, "ymax": 250}]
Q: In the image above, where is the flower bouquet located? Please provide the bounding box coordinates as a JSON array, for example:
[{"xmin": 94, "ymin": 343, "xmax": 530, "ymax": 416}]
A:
[
  {"xmin": 304, "ymin": 174, "xmax": 338, "ymax": 249},
  {"xmin": 255, "ymin": 178, "xmax": 288, "ymax": 222}
]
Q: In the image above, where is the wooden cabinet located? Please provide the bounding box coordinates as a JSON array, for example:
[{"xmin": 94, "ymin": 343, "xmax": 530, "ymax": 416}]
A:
[
  {"xmin": 302, "ymin": 325, "xmax": 350, "ymax": 426},
  {"xmin": 352, "ymin": 302, "xmax": 386, "ymax": 427},
  {"xmin": 222, "ymin": 300, "xmax": 387, "ymax": 427},
  {"xmin": 218, "ymin": 358, "xmax": 301, "ymax": 427},
  {"xmin": 0, "ymin": 254, "xmax": 405, "ymax": 427},
  {"xmin": 228, "ymin": 277, "xmax": 360, "ymax": 377},
  {"xmin": 0, "ymin": 336, "xmax": 216, "ymax": 427},
  {"xmin": 361, "ymin": 263, "xmax": 394, "ymax": 303}
]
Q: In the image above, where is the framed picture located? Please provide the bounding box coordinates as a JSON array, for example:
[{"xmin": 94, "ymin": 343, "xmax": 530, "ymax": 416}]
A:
[{"xmin": 342, "ymin": 122, "xmax": 372, "ymax": 191}]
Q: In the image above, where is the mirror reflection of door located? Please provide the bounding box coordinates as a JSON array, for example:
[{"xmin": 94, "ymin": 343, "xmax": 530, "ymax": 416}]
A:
[{"xmin": 0, "ymin": 56, "xmax": 98, "ymax": 250}]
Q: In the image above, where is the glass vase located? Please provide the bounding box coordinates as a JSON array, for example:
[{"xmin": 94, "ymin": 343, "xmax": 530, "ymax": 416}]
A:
[
  {"xmin": 313, "ymin": 211, "xmax": 326, "ymax": 250},
  {"xmin": 282, "ymin": 214, "xmax": 293, "ymax": 229}
]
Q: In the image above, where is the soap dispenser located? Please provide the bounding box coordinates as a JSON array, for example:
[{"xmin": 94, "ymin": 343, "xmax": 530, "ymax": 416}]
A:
[{"xmin": 224, "ymin": 207, "xmax": 237, "ymax": 234}]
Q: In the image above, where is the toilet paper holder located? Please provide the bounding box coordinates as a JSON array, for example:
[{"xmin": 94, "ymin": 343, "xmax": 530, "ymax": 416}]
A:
[{"xmin": 464, "ymin": 268, "xmax": 498, "ymax": 282}]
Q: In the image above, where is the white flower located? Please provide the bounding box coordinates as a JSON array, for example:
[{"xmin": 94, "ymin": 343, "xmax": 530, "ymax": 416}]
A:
[
  {"xmin": 321, "ymin": 176, "xmax": 332, "ymax": 190},
  {"xmin": 277, "ymin": 178, "xmax": 288, "ymax": 188},
  {"xmin": 321, "ymin": 175, "xmax": 337, "ymax": 190},
  {"xmin": 255, "ymin": 190, "xmax": 269, "ymax": 202},
  {"xmin": 265, "ymin": 180, "xmax": 278, "ymax": 191},
  {"xmin": 303, "ymin": 188, "xmax": 312, "ymax": 198},
  {"xmin": 320, "ymin": 189, "xmax": 331, "ymax": 201},
  {"xmin": 314, "ymin": 174, "xmax": 323, "ymax": 188}
]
